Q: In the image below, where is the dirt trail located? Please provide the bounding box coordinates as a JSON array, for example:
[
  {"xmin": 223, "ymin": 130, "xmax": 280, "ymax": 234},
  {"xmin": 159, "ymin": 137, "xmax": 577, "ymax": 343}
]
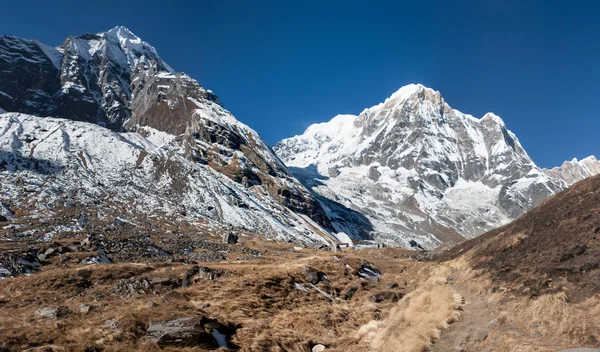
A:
[
  {"xmin": 431, "ymin": 267, "xmax": 499, "ymax": 352},
  {"xmin": 353, "ymin": 264, "xmax": 464, "ymax": 352}
]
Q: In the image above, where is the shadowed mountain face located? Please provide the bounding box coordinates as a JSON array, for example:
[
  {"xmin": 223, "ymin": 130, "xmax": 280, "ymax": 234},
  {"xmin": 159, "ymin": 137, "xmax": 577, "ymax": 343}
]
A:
[
  {"xmin": 0, "ymin": 27, "xmax": 335, "ymax": 242},
  {"xmin": 275, "ymin": 84, "xmax": 600, "ymax": 247},
  {"xmin": 0, "ymin": 27, "xmax": 174, "ymax": 130}
]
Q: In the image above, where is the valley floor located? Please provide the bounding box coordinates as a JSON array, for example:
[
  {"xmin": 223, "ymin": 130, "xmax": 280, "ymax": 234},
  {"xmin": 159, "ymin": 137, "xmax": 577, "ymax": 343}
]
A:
[{"xmin": 0, "ymin": 231, "xmax": 598, "ymax": 351}]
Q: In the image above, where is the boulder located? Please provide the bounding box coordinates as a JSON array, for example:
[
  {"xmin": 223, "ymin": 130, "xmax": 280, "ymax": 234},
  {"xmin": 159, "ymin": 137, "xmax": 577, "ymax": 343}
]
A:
[
  {"xmin": 222, "ymin": 232, "xmax": 238, "ymax": 244},
  {"xmin": 79, "ymin": 304, "xmax": 92, "ymax": 315},
  {"xmin": 343, "ymin": 285, "xmax": 359, "ymax": 300},
  {"xmin": 182, "ymin": 266, "xmax": 226, "ymax": 287},
  {"xmin": 35, "ymin": 306, "xmax": 70, "ymax": 319},
  {"xmin": 146, "ymin": 316, "xmax": 228, "ymax": 348},
  {"xmin": 113, "ymin": 277, "xmax": 152, "ymax": 295},
  {"xmin": 187, "ymin": 251, "xmax": 227, "ymax": 262},
  {"xmin": 358, "ymin": 263, "xmax": 382, "ymax": 281},
  {"xmin": 113, "ymin": 276, "xmax": 180, "ymax": 296},
  {"xmin": 44, "ymin": 247, "xmax": 56, "ymax": 257},
  {"xmin": 182, "ymin": 266, "xmax": 200, "ymax": 287},
  {"xmin": 303, "ymin": 267, "xmax": 324, "ymax": 285}
]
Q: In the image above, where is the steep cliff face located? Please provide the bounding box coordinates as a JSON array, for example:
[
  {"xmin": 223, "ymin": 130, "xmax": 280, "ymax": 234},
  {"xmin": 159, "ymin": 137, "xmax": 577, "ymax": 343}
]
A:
[
  {"xmin": 0, "ymin": 26, "xmax": 330, "ymax": 241},
  {"xmin": 275, "ymin": 84, "xmax": 597, "ymax": 247},
  {"xmin": 124, "ymin": 67, "xmax": 328, "ymax": 224},
  {"xmin": 0, "ymin": 36, "xmax": 61, "ymax": 116}
]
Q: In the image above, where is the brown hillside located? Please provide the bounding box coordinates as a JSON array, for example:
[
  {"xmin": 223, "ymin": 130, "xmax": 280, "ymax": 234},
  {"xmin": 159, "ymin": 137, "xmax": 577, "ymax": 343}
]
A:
[{"xmin": 441, "ymin": 174, "xmax": 600, "ymax": 302}]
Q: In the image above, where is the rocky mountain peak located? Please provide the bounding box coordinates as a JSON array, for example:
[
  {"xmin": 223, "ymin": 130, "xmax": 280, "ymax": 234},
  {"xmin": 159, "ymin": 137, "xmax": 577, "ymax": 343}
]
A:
[
  {"xmin": 0, "ymin": 28, "xmax": 333, "ymax": 241},
  {"xmin": 103, "ymin": 26, "xmax": 174, "ymax": 73},
  {"xmin": 481, "ymin": 112, "xmax": 506, "ymax": 126},
  {"xmin": 275, "ymin": 84, "xmax": 598, "ymax": 247},
  {"xmin": 359, "ymin": 84, "xmax": 447, "ymax": 120},
  {"xmin": 105, "ymin": 25, "xmax": 139, "ymax": 42}
]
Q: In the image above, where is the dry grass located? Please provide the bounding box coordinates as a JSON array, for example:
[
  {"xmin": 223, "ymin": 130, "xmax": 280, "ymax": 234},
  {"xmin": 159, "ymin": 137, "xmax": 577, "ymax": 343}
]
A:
[
  {"xmin": 353, "ymin": 265, "xmax": 462, "ymax": 352},
  {"xmin": 3, "ymin": 229, "xmax": 599, "ymax": 352},
  {"xmin": 436, "ymin": 257, "xmax": 600, "ymax": 352},
  {"xmin": 0, "ymin": 239, "xmax": 431, "ymax": 352},
  {"xmin": 483, "ymin": 293, "xmax": 600, "ymax": 351},
  {"xmin": 448, "ymin": 258, "xmax": 495, "ymax": 296}
]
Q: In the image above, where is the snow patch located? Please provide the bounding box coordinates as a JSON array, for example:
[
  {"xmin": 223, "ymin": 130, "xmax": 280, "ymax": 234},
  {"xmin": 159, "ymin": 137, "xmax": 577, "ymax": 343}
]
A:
[{"xmin": 211, "ymin": 329, "xmax": 227, "ymax": 347}]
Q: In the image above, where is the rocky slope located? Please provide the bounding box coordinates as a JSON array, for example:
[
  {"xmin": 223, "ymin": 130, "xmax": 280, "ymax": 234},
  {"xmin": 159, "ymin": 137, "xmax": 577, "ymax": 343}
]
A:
[
  {"xmin": 0, "ymin": 26, "xmax": 173, "ymax": 130},
  {"xmin": 0, "ymin": 113, "xmax": 331, "ymax": 244},
  {"xmin": 275, "ymin": 84, "xmax": 599, "ymax": 248},
  {"xmin": 0, "ymin": 27, "xmax": 331, "ymax": 244},
  {"xmin": 429, "ymin": 175, "xmax": 600, "ymax": 352}
]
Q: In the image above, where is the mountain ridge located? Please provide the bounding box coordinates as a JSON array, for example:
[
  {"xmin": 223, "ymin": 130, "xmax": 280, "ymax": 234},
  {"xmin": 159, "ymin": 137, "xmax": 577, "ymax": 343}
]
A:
[
  {"xmin": 275, "ymin": 83, "xmax": 600, "ymax": 247},
  {"xmin": 1, "ymin": 26, "xmax": 598, "ymax": 248},
  {"xmin": 0, "ymin": 26, "xmax": 335, "ymax": 245}
]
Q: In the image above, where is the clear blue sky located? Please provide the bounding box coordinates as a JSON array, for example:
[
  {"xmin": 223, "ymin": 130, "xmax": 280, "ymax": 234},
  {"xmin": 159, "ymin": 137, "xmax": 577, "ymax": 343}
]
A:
[{"xmin": 1, "ymin": 0, "xmax": 598, "ymax": 168}]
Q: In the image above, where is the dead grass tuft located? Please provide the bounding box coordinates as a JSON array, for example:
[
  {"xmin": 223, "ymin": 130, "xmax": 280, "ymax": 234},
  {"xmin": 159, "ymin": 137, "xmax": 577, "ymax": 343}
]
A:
[
  {"xmin": 514, "ymin": 292, "xmax": 600, "ymax": 342},
  {"xmin": 355, "ymin": 265, "xmax": 462, "ymax": 352},
  {"xmin": 476, "ymin": 292, "xmax": 600, "ymax": 352}
]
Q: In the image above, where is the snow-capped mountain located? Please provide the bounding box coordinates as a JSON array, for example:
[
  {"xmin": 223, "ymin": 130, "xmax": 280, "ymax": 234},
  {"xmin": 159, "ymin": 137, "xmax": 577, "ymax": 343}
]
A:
[
  {"xmin": 3, "ymin": 28, "xmax": 597, "ymax": 249},
  {"xmin": 0, "ymin": 27, "xmax": 332, "ymax": 244},
  {"xmin": 544, "ymin": 156, "xmax": 600, "ymax": 186},
  {"xmin": 0, "ymin": 113, "xmax": 330, "ymax": 243},
  {"xmin": 275, "ymin": 84, "xmax": 599, "ymax": 248},
  {"xmin": 0, "ymin": 26, "xmax": 173, "ymax": 130}
]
